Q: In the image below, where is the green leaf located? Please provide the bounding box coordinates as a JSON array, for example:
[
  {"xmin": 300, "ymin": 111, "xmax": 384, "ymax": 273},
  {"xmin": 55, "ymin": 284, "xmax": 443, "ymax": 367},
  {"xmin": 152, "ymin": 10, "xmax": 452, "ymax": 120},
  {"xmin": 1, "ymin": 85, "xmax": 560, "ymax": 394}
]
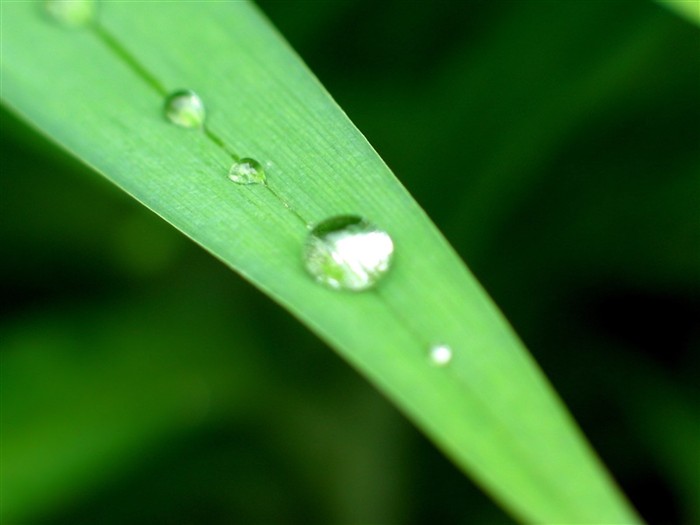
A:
[
  {"xmin": 0, "ymin": 1, "xmax": 640, "ymax": 522},
  {"xmin": 656, "ymin": 0, "xmax": 700, "ymax": 25}
]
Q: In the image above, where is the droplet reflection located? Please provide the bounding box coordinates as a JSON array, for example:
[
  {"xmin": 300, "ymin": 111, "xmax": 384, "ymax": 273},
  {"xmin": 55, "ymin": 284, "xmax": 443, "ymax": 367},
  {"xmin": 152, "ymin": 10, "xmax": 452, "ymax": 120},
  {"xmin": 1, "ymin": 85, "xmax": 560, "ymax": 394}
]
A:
[
  {"xmin": 164, "ymin": 89, "xmax": 206, "ymax": 129},
  {"xmin": 45, "ymin": 0, "xmax": 96, "ymax": 27},
  {"xmin": 228, "ymin": 158, "xmax": 266, "ymax": 185},
  {"xmin": 428, "ymin": 344, "xmax": 453, "ymax": 366},
  {"xmin": 303, "ymin": 215, "xmax": 394, "ymax": 292}
]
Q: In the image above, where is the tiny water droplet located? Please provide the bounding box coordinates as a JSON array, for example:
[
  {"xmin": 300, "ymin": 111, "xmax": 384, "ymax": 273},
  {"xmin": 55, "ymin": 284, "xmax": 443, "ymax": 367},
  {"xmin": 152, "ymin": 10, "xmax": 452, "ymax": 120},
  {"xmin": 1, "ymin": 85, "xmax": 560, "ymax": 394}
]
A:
[
  {"xmin": 303, "ymin": 215, "xmax": 394, "ymax": 291},
  {"xmin": 428, "ymin": 344, "xmax": 453, "ymax": 366},
  {"xmin": 164, "ymin": 90, "xmax": 205, "ymax": 129},
  {"xmin": 45, "ymin": 0, "xmax": 96, "ymax": 27},
  {"xmin": 228, "ymin": 158, "xmax": 266, "ymax": 185}
]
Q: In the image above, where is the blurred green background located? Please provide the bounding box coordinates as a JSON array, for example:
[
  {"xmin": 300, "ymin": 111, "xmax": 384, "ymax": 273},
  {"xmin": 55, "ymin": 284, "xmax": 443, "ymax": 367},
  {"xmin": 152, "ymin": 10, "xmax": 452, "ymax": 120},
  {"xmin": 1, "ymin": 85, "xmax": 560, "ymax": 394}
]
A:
[{"xmin": 1, "ymin": 1, "xmax": 699, "ymax": 523}]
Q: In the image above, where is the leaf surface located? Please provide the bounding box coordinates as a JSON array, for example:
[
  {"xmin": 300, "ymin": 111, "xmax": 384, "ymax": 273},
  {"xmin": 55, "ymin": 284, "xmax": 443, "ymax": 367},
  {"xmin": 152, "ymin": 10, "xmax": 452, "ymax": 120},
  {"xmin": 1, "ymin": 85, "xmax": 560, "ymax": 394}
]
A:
[{"xmin": 0, "ymin": 2, "xmax": 640, "ymax": 522}]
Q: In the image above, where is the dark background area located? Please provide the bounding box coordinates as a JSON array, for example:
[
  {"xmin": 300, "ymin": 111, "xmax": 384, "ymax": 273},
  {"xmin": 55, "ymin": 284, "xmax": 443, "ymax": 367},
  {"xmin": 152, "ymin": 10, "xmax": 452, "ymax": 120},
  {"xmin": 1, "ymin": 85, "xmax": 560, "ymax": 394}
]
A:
[{"xmin": 2, "ymin": 1, "xmax": 698, "ymax": 523}]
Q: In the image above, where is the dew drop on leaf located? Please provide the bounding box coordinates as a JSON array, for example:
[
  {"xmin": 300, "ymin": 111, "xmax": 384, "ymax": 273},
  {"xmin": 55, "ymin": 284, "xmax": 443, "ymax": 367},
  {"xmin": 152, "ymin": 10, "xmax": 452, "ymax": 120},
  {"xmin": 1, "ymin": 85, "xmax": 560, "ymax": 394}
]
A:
[
  {"xmin": 163, "ymin": 90, "xmax": 206, "ymax": 129},
  {"xmin": 428, "ymin": 344, "xmax": 453, "ymax": 366},
  {"xmin": 303, "ymin": 215, "xmax": 394, "ymax": 292},
  {"xmin": 44, "ymin": 0, "xmax": 96, "ymax": 27},
  {"xmin": 228, "ymin": 158, "xmax": 266, "ymax": 185}
]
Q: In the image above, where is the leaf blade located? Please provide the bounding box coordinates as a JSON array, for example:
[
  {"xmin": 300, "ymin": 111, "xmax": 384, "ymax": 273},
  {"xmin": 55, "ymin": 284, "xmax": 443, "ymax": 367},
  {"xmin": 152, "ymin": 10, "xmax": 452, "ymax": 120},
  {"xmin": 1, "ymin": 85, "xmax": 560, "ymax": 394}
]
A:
[{"xmin": 0, "ymin": 1, "xmax": 640, "ymax": 522}]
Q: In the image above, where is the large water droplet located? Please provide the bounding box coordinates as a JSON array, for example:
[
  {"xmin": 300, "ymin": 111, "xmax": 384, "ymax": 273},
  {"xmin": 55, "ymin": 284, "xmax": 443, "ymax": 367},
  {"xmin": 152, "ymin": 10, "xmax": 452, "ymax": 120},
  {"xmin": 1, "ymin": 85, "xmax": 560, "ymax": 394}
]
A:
[
  {"xmin": 228, "ymin": 158, "xmax": 266, "ymax": 185},
  {"xmin": 45, "ymin": 0, "xmax": 96, "ymax": 27},
  {"xmin": 303, "ymin": 215, "xmax": 394, "ymax": 291},
  {"xmin": 428, "ymin": 344, "xmax": 453, "ymax": 366},
  {"xmin": 164, "ymin": 90, "xmax": 205, "ymax": 129}
]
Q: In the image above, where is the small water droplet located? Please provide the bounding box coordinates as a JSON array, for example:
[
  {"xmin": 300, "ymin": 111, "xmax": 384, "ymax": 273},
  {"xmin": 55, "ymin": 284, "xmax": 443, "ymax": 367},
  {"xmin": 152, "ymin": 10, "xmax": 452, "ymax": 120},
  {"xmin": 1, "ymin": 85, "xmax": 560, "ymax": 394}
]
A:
[
  {"xmin": 428, "ymin": 344, "xmax": 453, "ymax": 366},
  {"xmin": 45, "ymin": 0, "xmax": 96, "ymax": 27},
  {"xmin": 303, "ymin": 215, "xmax": 394, "ymax": 291},
  {"xmin": 228, "ymin": 158, "xmax": 266, "ymax": 185},
  {"xmin": 164, "ymin": 90, "xmax": 205, "ymax": 129}
]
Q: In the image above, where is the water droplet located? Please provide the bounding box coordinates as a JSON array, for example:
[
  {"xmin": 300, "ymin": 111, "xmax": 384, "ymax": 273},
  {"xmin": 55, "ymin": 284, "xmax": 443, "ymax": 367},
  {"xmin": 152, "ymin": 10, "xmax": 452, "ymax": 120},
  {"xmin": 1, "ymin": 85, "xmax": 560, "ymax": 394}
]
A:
[
  {"xmin": 303, "ymin": 215, "xmax": 394, "ymax": 291},
  {"xmin": 428, "ymin": 344, "xmax": 453, "ymax": 366},
  {"xmin": 228, "ymin": 158, "xmax": 266, "ymax": 185},
  {"xmin": 45, "ymin": 0, "xmax": 96, "ymax": 27},
  {"xmin": 164, "ymin": 90, "xmax": 205, "ymax": 129}
]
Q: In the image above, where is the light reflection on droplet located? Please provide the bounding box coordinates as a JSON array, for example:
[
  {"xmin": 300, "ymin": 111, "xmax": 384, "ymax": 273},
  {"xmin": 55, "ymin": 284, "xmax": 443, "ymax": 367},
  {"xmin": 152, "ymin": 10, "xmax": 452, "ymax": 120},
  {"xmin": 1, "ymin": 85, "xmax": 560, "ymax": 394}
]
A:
[
  {"xmin": 303, "ymin": 215, "xmax": 394, "ymax": 292},
  {"xmin": 228, "ymin": 158, "xmax": 266, "ymax": 185},
  {"xmin": 428, "ymin": 344, "xmax": 453, "ymax": 367},
  {"xmin": 164, "ymin": 89, "xmax": 206, "ymax": 129},
  {"xmin": 45, "ymin": 0, "xmax": 96, "ymax": 27}
]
